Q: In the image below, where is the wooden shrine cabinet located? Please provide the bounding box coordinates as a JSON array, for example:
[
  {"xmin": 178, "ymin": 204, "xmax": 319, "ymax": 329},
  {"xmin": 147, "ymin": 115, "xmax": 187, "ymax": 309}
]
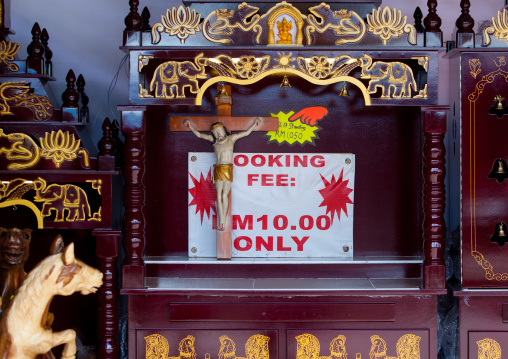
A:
[
  {"xmin": 120, "ymin": 0, "xmax": 448, "ymax": 358},
  {"xmin": 449, "ymin": 4, "xmax": 508, "ymax": 358},
  {"xmin": 0, "ymin": 7, "xmax": 121, "ymax": 359}
]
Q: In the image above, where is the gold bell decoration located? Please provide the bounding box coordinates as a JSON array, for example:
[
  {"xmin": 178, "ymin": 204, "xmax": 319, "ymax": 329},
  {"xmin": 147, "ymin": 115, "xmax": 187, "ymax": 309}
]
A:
[
  {"xmin": 488, "ymin": 158, "xmax": 508, "ymax": 183},
  {"xmin": 339, "ymin": 82, "xmax": 349, "ymax": 97},
  {"xmin": 280, "ymin": 73, "xmax": 291, "ymax": 88},
  {"xmin": 215, "ymin": 83, "xmax": 232, "ymax": 107},
  {"xmin": 490, "ymin": 222, "xmax": 508, "ymax": 246},
  {"xmin": 488, "ymin": 94, "xmax": 508, "ymax": 118}
]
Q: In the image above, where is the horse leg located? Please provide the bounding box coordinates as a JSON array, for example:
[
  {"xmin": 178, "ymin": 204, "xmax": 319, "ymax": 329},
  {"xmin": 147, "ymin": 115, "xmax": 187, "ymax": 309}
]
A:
[{"xmin": 51, "ymin": 329, "xmax": 76, "ymax": 359}]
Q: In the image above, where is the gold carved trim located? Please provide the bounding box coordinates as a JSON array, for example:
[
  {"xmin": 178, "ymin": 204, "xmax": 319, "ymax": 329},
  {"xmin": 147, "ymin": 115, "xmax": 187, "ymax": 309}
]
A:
[
  {"xmin": 468, "ymin": 67, "xmax": 508, "ymax": 280},
  {"xmin": 0, "ymin": 200, "xmax": 43, "ymax": 228},
  {"xmin": 195, "ymin": 69, "xmax": 371, "ymax": 105},
  {"xmin": 483, "ymin": 9, "xmax": 508, "ymax": 47},
  {"xmin": 139, "ymin": 55, "xmax": 154, "ymax": 72},
  {"xmin": 152, "ymin": 6, "xmax": 201, "ymax": 44},
  {"xmin": 411, "ymin": 56, "xmax": 429, "ymax": 72},
  {"xmin": 366, "ymin": 6, "xmax": 416, "ymax": 45},
  {"xmin": 0, "ymin": 41, "xmax": 21, "ymax": 72},
  {"xmin": 306, "ymin": 4, "xmax": 366, "ymax": 45}
]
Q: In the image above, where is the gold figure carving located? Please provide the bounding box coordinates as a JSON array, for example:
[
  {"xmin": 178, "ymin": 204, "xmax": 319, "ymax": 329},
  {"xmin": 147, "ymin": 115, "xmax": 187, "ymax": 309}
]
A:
[
  {"xmin": 483, "ymin": 9, "xmax": 508, "ymax": 47},
  {"xmin": 306, "ymin": 4, "xmax": 366, "ymax": 45},
  {"xmin": 152, "ymin": 6, "xmax": 201, "ymax": 45},
  {"xmin": 218, "ymin": 334, "xmax": 270, "ymax": 359},
  {"xmin": 0, "ymin": 129, "xmax": 40, "ymax": 170},
  {"xmin": 145, "ymin": 334, "xmax": 197, "ymax": 359},
  {"xmin": 0, "ymin": 236, "xmax": 103, "ymax": 359},
  {"xmin": 267, "ymin": 3, "xmax": 305, "ymax": 46},
  {"xmin": 477, "ymin": 338, "xmax": 502, "ymax": 359},
  {"xmin": 366, "ymin": 6, "xmax": 416, "ymax": 45},
  {"xmin": 39, "ymin": 130, "xmax": 90, "ymax": 169},
  {"xmin": 0, "ymin": 81, "xmax": 53, "ymax": 121},
  {"xmin": 295, "ymin": 333, "xmax": 348, "ymax": 359},
  {"xmin": 0, "ymin": 41, "xmax": 21, "ymax": 72},
  {"xmin": 369, "ymin": 334, "xmax": 421, "ymax": 359},
  {"xmin": 359, "ymin": 54, "xmax": 417, "ymax": 98},
  {"xmin": 149, "ymin": 54, "xmax": 208, "ymax": 99},
  {"xmin": 203, "ymin": 3, "xmax": 262, "ymax": 44},
  {"xmin": 276, "ymin": 17, "xmax": 293, "ymax": 44},
  {"xmin": 33, "ymin": 178, "xmax": 91, "ymax": 222},
  {"xmin": 469, "ymin": 59, "xmax": 481, "ymax": 78}
]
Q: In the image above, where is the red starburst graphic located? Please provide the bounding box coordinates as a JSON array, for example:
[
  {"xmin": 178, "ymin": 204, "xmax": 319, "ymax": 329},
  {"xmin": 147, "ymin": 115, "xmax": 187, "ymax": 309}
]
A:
[
  {"xmin": 318, "ymin": 169, "xmax": 353, "ymax": 223},
  {"xmin": 188, "ymin": 168, "xmax": 216, "ymax": 224}
]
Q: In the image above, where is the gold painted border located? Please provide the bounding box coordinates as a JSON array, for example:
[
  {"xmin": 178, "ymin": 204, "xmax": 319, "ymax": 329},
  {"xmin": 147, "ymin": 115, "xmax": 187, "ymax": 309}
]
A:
[
  {"xmin": 0, "ymin": 199, "xmax": 43, "ymax": 229},
  {"xmin": 195, "ymin": 70, "xmax": 371, "ymax": 105},
  {"xmin": 468, "ymin": 67, "xmax": 508, "ymax": 281}
]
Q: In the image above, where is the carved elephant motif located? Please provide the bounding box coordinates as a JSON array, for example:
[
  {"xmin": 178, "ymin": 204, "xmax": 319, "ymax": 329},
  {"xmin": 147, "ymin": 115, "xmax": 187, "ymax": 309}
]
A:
[
  {"xmin": 149, "ymin": 54, "xmax": 207, "ymax": 99},
  {"xmin": 33, "ymin": 178, "xmax": 91, "ymax": 221},
  {"xmin": 359, "ymin": 54, "xmax": 417, "ymax": 98}
]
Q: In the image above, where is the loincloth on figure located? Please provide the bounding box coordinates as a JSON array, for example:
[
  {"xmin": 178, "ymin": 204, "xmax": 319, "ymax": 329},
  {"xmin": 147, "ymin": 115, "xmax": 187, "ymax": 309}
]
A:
[{"xmin": 212, "ymin": 164, "xmax": 233, "ymax": 183}]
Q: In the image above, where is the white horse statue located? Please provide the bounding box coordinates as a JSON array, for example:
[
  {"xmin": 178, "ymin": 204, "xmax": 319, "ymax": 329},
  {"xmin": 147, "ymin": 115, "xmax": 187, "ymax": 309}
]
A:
[{"xmin": 0, "ymin": 236, "xmax": 103, "ymax": 359}]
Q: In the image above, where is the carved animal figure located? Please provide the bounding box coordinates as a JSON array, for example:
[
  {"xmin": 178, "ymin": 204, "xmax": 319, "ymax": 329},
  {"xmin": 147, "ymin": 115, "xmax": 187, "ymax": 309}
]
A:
[
  {"xmin": 0, "ymin": 237, "xmax": 103, "ymax": 359},
  {"xmin": 0, "ymin": 228, "xmax": 31, "ymax": 313},
  {"xmin": 33, "ymin": 178, "xmax": 91, "ymax": 222},
  {"xmin": 477, "ymin": 338, "xmax": 502, "ymax": 359},
  {"xmin": 150, "ymin": 54, "xmax": 208, "ymax": 99},
  {"xmin": 0, "ymin": 129, "xmax": 40, "ymax": 170},
  {"xmin": 0, "ymin": 81, "xmax": 53, "ymax": 121},
  {"xmin": 328, "ymin": 335, "xmax": 347, "ymax": 359},
  {"xmin": 359, "ymin": 54, "xmax": 417, "ymax": 98},
  {"xmin": 218, "ymin": 334, "xmax": 269, "ymax": 359},
  {"xmin": 307, "ymin": 4, "xmax": 366, "ymax": 45},
  {"xmin": 203, "ymin": 3, "xmax": 262, "ymax": 44}
]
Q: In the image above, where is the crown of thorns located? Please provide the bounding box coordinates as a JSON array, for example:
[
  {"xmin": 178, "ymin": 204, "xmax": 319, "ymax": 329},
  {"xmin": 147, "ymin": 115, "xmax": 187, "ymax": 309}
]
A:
[{"xmin": 210, "ymin": 122, "xmax": 224, "ymax": 131}]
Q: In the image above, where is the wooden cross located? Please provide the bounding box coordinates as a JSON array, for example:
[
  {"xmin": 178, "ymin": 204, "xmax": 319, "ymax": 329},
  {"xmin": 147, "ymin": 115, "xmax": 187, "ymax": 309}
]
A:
[{"xmin": 170, "ymin": 85, "xmax": 279, "ymax": 259}]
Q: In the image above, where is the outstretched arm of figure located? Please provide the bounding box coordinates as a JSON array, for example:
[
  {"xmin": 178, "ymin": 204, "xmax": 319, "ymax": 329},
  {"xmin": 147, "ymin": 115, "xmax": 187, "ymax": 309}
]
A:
[
  {"xmin": 183, "ymin": 119, "xmax": 214, "ymax": 142},
  {"xmin": 231, "ymin": 118, "xmax": 262, "ymax": 141}
]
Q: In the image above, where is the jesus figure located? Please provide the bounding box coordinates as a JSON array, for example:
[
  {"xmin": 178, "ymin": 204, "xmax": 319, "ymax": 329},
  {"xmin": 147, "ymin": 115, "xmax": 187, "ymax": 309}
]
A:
[{"xmin": 184, "ymin": 118, "xmax": 262, "ymax": 231}]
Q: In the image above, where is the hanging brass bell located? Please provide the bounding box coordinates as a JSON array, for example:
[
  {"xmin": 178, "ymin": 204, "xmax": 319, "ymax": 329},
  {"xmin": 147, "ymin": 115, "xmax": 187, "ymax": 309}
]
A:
[
  {"xmin": 339, "ymin": 82, "xmax": 349, "ymax": 96},
  {"xmin": 488, "ymin": 94, "xmax": 508, "ymax": 118},
  {"xmin": 280, "ymin": 74, "xmax": 291, "ymax": 88},
  {"xmin": 490, "ymin": 222, "xmax": 508, "ymax": 246},
  {"xmin": 219, "ymin": 83, "xmax": 228, "ymax": 96},
  {"xmin": 488, "ymin": 158, "xmax": 508, "ymax": 183}
]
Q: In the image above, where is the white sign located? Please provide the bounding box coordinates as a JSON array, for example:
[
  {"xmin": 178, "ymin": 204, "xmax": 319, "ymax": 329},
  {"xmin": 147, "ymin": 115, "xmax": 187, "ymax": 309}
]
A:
[{"xmin": 188, "ymin": 153, "xmax": 355, "ymax": 258}]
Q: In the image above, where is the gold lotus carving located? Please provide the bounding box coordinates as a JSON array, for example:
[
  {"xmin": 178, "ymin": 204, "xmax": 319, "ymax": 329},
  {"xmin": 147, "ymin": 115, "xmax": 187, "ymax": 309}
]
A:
[
  {"xmin": 39, "ymin": 130, "xmax": 90, "ymax": 168},
  {"xmin": 366, "ymin": 6, "xmax": 416, "ymax": 45},
  {"xmin": 152, "ymin": 6, "xmax": 201, "ymax": 44}
]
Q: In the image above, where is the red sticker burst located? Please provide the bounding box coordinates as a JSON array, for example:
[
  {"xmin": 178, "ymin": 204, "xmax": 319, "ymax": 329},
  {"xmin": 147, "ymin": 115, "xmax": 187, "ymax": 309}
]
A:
[
  {"xmin": 318, "ymin": 169, "xmax": 353, "ymax": 223},
  {"xmin": 188, "ymin": 168, "xmax": 216, "ymax": 224}
]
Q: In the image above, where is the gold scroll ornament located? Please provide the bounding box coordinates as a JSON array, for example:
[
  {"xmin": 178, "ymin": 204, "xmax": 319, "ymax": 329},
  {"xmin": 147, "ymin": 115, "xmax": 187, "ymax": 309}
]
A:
[{"xmin": 483, "ymin": 9, "xmax": 508, "ymax": 47}]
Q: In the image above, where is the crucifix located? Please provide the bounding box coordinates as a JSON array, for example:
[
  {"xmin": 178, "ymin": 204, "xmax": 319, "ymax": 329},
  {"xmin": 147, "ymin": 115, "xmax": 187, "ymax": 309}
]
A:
[{"xmin": 170, "ymin": 85, "xmax": 279, "ymax": 259}]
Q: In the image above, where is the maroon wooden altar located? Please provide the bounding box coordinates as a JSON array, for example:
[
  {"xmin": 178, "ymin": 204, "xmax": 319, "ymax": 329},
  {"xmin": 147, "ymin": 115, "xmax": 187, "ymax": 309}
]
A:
[
  {"xmin": 0, "ymin": 4, "xmax": 120, "ymax": 358},
  {"xmin": 119, "ymin": 0, "xmax": 448, "ymax": 357},
  {"xmin": 448, "ymin": 1, "xmax": 508, "ymax": 357}
]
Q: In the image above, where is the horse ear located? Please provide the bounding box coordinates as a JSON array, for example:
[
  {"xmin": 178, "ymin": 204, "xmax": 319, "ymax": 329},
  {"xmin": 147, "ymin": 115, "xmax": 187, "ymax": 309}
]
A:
[
  {"xmin": 63, "ymin": 243, "xmax": 75, "ymax": 265},
  {"xmin": 50, "ymin": 235, "xmax": 64, "ymax": 254}
]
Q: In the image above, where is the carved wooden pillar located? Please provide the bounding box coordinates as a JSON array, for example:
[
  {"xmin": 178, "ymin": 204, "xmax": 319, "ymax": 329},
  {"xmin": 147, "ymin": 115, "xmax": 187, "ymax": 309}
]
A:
[
  {"xmin": 455, "ymin": 0, "xmax": 475, "ymax": 48},
  {"xmin": 422, "ymin": 106, "xmax": 448, "ymax": 289},
  {"xmin": 423, "ymin": 0, "xmax": 443, "ymax": 47},
  {"xmin": 124, "ymin": 0, "xmax": 142, "ymax": 46},
  {"xmin": 26, "ymin": 22, "xmax": 44, "ymax": 74},
  {"xmin": 94, "ymin": 229, "xmax": 121, "ymax": 359},
  {"xmin": 120, "ymin": 107, "xmax": 146, "ymax": 288}
]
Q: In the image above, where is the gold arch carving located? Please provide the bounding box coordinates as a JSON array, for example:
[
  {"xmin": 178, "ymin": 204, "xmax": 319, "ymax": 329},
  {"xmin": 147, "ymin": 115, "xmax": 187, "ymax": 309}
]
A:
[
  {"xmin": 267, "ymin": 6, "xmax": 305, "ymax": 46},
  {"xmin": 195, "ymin": 69, "xmax": 371, "ymax": 106},
  {"xmin": 0, "ymin": 200, "xmax": 43, "ymax": 228}
]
